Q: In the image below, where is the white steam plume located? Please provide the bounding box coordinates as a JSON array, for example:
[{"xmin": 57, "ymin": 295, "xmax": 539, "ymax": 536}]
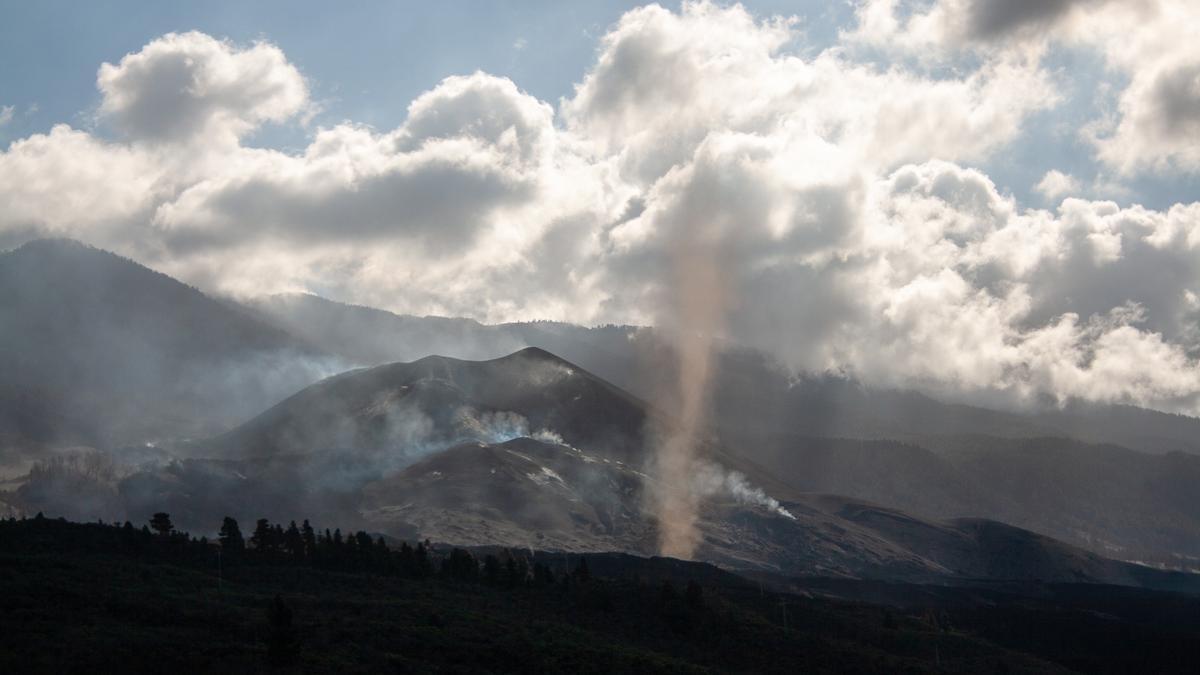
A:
[{"xmin": 692, "ymin": 461, "xmax": 796, "ymax": 520}]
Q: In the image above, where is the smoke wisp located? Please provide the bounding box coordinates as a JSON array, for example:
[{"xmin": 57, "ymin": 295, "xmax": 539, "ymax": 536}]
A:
[{"xmin": 693, "ymin": 461, "xmax": 796, "ymax": 520}]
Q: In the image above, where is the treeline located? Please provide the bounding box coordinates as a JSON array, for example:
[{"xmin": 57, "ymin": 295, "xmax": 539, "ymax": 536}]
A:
[{"xmin": 0, "ymin": 512, "xmax": 587, "ymax": 590}]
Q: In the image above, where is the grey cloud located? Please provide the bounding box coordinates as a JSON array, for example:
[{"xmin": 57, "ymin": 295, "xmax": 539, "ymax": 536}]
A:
[
  {"xmin": 965, "ymin": 0, "xmax": 1089, "ymax": 40},
  {"xmin": 159, "ymin": 151, "xmax": 533, "ymax": 254},
  {"xmin": 1021, "ymin": 201, "xmax": 1200, "ymax": 343},
  {"xmin": 1149, "ymin": 59, "xmax": 1200, "ymax": 137}
]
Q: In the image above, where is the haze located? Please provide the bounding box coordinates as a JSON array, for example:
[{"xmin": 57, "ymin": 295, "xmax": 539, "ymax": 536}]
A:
[{"xmin": 3, "ymin": 2, "xmax": 1200, "ymax": 672}]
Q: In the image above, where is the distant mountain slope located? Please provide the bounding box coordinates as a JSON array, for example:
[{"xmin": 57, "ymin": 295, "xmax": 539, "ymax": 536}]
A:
[
  {"xmin": 247, "ymin": 293, "xmax": 646, "ymax": 399},
  {"xmin": 246, "ymin": 293, "xmax": 528, "ymax": 365},
  {"xmin": 0, "ymin": 239, "xmax": 339, "ymax": 455},
  {"xmin": 731, "ymin": 432, "xmax": 1200, "ymax": 563},
  {"xmin": 250, "ymin": 292, "xmax": 1200, "ymax": 456}
]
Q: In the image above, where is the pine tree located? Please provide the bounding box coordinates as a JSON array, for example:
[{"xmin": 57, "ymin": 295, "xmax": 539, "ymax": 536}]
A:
[
  {"xmin": 443, "ymin": 548, "xmax": 478, "ymax": 581},
  {"xmin": 149, "ymin": 512, "xmax": 173, "ymax": 537},
  {"xmin": 414, "ymin": 541, "xmax": 433, "ymax": 578},
  {"xmin": 251, "ymin": 518, "xmax": 274, "ymax": 552},
  {"xmin": 398, "ymin": 541, "xmax": 415, "ymax": 576},
  {"xmin": 374, "ymin": 536, "xmax": 389, "ymax": 569},
  {"xmin": 354, "ymin": 531, "xmax": 372, "ymax": 555},
  {"xmin": 284, "ymin": 521, "xmax": 304, "ymax": 560},
  {"xmin": 218, "ymin": 516, "xmax": 245, "ymax": 553},
  {"xmin": 301, "ymin": 520, "xmax": 316, "ymax": 559}
]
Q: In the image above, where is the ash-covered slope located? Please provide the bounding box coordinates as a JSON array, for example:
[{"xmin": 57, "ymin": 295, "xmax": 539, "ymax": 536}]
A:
[
  {"xmin": 205, "ymin": 347, "xmax": 656, "ymax": 465},
  {"xmin": 0, "ymin": 239, "xmax": 339, "ymax": 455},
  {"xmin": 359, "ymin": 437, "xmax": 1199, "ymax": 592}
]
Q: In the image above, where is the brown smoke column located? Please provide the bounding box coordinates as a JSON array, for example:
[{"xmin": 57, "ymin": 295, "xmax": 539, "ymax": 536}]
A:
[{"xmin": 654, "ymin": 237, "xmax": 729, "ymax": 559}]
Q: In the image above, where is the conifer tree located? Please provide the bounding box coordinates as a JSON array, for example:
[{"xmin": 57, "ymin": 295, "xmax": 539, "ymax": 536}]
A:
[
  {"xmin": 301, "ymin": 520, "xmax": 316, "ymax": 559},
  {"xmin": 284, "ymin": 521, "xmax": 304, "ymax": 559},
  {"xmin": 251, "ymin": 518, "xmax": 274, "ymax": 552},
  {"xmin": 149, "ymin": 512, "xmax": 173, "ymax": 537},
  {"xmin": 219, "ymin": 516, "xmax": 245, "ymax": 553}
]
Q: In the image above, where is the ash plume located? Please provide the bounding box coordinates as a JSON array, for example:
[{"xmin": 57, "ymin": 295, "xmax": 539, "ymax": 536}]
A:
[{"xmin": 650, "ymin": 238, "xmax": 731, "ymax": 559}]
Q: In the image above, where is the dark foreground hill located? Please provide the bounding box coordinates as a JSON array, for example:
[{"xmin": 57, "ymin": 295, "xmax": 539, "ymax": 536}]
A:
[
  {"xmin": 0, "ymin": 239, "xmax": 340, "ymax": 456},
  {"xmin": 7, "ymin": 515, "xmax": 1200, "ymax": 674}
]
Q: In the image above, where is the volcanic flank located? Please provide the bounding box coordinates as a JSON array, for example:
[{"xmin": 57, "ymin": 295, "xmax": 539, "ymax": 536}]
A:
[{"xmin": 156, "ymin": 347, "xmax": 1199, "ymax": 592}]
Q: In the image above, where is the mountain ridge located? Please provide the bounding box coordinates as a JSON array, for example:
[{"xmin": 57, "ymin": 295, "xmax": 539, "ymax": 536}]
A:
[{"xmin": 0, "ymin": 238, "xmax": 340, "ymax": 455}]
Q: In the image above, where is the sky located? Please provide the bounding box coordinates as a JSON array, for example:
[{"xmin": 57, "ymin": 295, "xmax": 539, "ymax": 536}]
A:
[{"xmin": 1, "ymin": 0, "xmax": 1198, "ymax": 415}]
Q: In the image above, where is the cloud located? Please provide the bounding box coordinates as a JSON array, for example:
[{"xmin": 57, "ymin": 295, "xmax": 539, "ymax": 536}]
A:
[
  {"xmin": 1034, "ymin": 170, "xmax": 1080, "ymax": 201},
  {"xmin": 565, "ymin": 2, "xmax": 1053, "ymax": 184},
  {"xmin": 847, "ymin": 0, "xmax": 1200, "ymax": 174},
  {"xmin": 0, "ymin": 125, "xmax": 161, "ymax": 249},
  {"xmin": 963, "ymin": 0, "xmax": 1090, "ymax": 40},
  {"xmin": 97, "ymin": 31, "xmax": 308, "ymax": 145},
  {"xmin": 153, "ymin": 123, "xmax": 537, "ymax": 253},
  {"xmin": 846, "ymin": 0, "xmax": 1130, "ymax": 49},
  {"xmin": 844, "ymin": 164, "xmax": 1200, "ymax": 410},
  {"xmin": 398, "ymin": 72, "xmax": 555, "ymax": 168},
  {"xmin": 0, "ymin": 105, "xmax": 13, "ymax": 127},
  {"xmin": 1, "ymin": 4, "xmax": 1199, "ymax": 415},
  {"xmin": 1091, "ymin": 52, "xmax": 1200, "ymax": 174}
]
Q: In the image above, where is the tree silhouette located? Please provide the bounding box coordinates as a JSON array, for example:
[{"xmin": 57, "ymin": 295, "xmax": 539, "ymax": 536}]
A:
[
  {"xmin": 251, "ymin": 518, "xmax": 275, "ymax": 553},
  {"xmin": 442, "ymin": 548, "xmax": 478, "ymax": 581},
  {"xmin": 284, "ymin": 521, "xmax": 303, "ymax": 559},
  {"xmin": 218, "ymin": 516, "xmax": 245, "ymax": 553},
  {"xmin": 149, "ymin": 512, "xmax": 173, "ymax": 537},
  {"xmin": 301, "ymin": 520, "xmax": 316, "ymax": 559},
  {"xmin": 415, "ymin": 541, "xmax": 435, "ymax": 578}
]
